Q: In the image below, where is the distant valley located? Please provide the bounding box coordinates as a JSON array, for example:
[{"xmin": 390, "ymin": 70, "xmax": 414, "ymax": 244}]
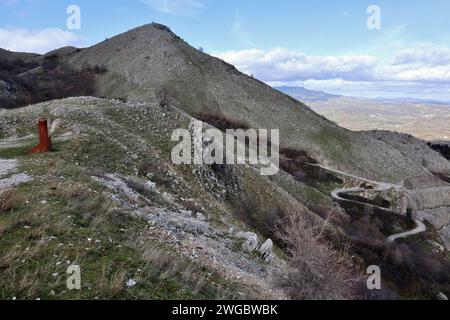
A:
[{"xmin": 276, "ymin": 86, "xmax": 450, "ymax": 142}]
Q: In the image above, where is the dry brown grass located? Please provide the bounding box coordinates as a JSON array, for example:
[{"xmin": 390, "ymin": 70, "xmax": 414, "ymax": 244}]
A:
[
  {"xmin": 97, "ymin": 264, "xmax": 127, "ymax": 299},
  {"xmin": 0, "ymin": 245, "xmax": 21, "ymax": 269},
  {"xmin": 11, "ymin": 270, "xmax": 40, "ymax": 298},
  {"xmin": 0, "ymin": 245, "xmax": 42, "ymax": 299},
  {"xmin": 26, "ymin": 223, "xmax": 50, "ymax": 240},
  {"xmin": 137, "ymin": 237, "xmax": 213, "ymax": 296},
  {"xmin": 62, "ymin": 184, "xmax": 88, "ymax": 199},
  {"xmin": 140, "ymin": 242, "xmax": 181, "ymax": 278}
]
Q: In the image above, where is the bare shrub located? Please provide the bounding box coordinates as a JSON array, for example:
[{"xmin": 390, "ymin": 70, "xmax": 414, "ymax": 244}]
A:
[
  {"xmin": 62, "ymin": 184, "xmax": 87, "ymax": 199},
  {"xmin": 156, "ymin": 87, "xmax": 174, "ymax": 108},
  {"xmin": 197, "ymin": 113, "xmax": 248, "ymax": 131},
  {"xmin": 137, "ymin": 161, "xmax": 172, "ymax": 188},
  {"xmin": 275, "ymin": 213, "xmax": 361, "ymax": 300},
  {"xmin": 428, "ymin": 142, "xmax": 450, "ymax": 160},
  {"xmin": 0, "ymin": 191, "xmax": 23, "ymax": 213},
  {"xmin": 182, "ymin": 199, "xmax": 202, "ymax": 213},
  {"xmin": 1, "ymin": 56, "xmax": 107, "ymax": 109},
  {"xmin": 0, "ymin": 191, "xmax": 14, "ymax": 213},
  {"xmin": 90, "ymin": 64, "xmax": 108, "ymax": 74}
]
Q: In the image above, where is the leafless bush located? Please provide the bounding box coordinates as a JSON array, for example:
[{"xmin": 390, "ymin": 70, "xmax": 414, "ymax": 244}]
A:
[
  {"xmin": 197, "ymin": 113, "xmax": 248, "ymax": 131},
  {"xmin": 182, "ymin": 199, "xmax": 202, "ymax": 213},
  {"xmin": 137, "ymin": 161, "xmax": 172, "ymax": 188},
  {"xmin": 62, "ymin": 184, "xmax": 88, "ymax": 199},
  {"xmin": 156, "ymin": 87, "xmax": 174, "ymax": 108},
  {"xmin": 0, "ymin": 191, "xmax": 13, "ymax": 213},
  {"xmin": 0, "ymin": 191, "xmax": 23, "ymax": 213},
  {"xmin": 275, "ymin": 213, "xmax": 361, "ymax": 300},
  {"xmin": 1, "ymin": 56, "xmax": 107, "ymax": 109}
]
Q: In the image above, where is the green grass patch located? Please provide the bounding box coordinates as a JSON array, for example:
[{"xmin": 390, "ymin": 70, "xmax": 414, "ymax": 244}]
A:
[
  {"xmin": 0, "ymin": 143, "xmax": 36, "ymax": 159},
  {"xmin": 0, "ymin": 156, "xmax": 237, "ymax": 300}
]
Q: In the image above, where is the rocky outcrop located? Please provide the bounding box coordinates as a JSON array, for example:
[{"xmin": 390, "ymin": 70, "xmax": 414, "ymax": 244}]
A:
[
  {"xmin": 236, "ymin": 232, "xmax": 259, "ymax": 252},
  {"xmin": 236, "ymin": 232, "xmax": 274, "ymax": 263},
  {"xmin": 259, "ymin": 239, "xmax": 274, "ymax": 263}
]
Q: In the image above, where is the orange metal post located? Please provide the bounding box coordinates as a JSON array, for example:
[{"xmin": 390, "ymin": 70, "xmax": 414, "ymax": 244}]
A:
[{"xmin": 29, "ymin": 119, "xmax": 52, "ymax": 154}]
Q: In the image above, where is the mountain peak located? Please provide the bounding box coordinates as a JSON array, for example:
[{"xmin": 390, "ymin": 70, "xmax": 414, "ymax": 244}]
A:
[{"xmin": 114, "ymin": 22, "xmax": 182, "ymax": 43}]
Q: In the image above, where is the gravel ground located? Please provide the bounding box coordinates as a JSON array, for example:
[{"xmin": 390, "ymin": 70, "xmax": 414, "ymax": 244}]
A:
[{"xmin": 0, "ymin": 159, "xmax": 32, "ymax": 191}]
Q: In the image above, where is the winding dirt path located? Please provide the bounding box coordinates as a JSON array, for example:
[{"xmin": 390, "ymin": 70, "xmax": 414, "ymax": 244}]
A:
[
  {"xmin": 308, "ymin": 163, "xmax": 427, "ymax": 242},
  {"xmin": 387, "ymin": 219, "xmax": 426, "ymax": 243}
]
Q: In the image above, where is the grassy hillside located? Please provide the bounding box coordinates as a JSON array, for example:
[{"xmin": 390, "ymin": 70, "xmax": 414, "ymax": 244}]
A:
[
  {"xmin": 59, "ymin": 23, "xmax": 443, "ymax": 188},
  {"xmin": 1, "ymin": 97, "xmax": 448, "ymax": 300}
]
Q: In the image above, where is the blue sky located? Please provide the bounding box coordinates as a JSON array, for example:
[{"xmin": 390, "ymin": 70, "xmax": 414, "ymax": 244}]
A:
[{"xmin": 2, "ymin": 0, "xmax": 450, "ymax": 100}]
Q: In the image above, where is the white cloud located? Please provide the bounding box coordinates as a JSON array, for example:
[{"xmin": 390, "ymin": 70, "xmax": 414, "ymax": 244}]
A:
[
  {"xmin": 213, "ymin": 44, "xmax": 450, "ymax": 101},
  {"xmin": 139, "ymin": 0, "xmax": 205, "ymax": 16},
  {"xmin": 214, "ymin": 45, "xmax": 450, "ymax": 83},
  {"xmin": 214, "ymin": 48, "xmax": 379, "ymax": 81},
  {"xmin": 0, "ymin": 28, "xmax": 83, "ymax": 54},
  {"xmin": 390, "ymin": 45, "xmax": 450, "ymax": 66}
]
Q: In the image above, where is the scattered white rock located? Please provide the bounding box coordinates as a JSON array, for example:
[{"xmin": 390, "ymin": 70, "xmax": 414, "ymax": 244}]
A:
[
  {"xmin": 49, "ymin": 119, "xmax": 61, "ymax": 134},
  {"xmin": 428, "ymin": 241, "xmax": 445, "ymax": 253},
  {"xmin": 0, "ymin": 172, "xmax": 32, "ymax": 190},
  {"xmin": 236, "ymin": 232, "xmax": 259, "ymax": 252},
  {"xmin": 196, "ymin": 212, "xmax": 206, "ymax": 221},
  {"xmin": 126, "ymin": 279, "xmax": 137, "ymax": 288},
  {"xmin": 0, "ymin": 159, "xmax": 19, "ymax": 177},
  {"xmin": 259, "ymin": 239, "xmax": 273, "ymax": 263},
  {"xmin": 437, "ymin": 292, "xmax": 448, "ymax": 301},
  {"xmin": 162, "ymin": 192, "xmax": 174, "ymax": 203},
  {"xmin": 146, "ymin": 181, "xmax": 156, "ymax": 190}
]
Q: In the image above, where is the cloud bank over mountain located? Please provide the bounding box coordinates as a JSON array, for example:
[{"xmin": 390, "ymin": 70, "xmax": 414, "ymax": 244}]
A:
[
  {"xmin": 214, "ymin": 44, "xmax": 450, "ymax": 101},
  {"xmin": 0, "ymin": 28, "xmax": 83, "ymax": 54}
]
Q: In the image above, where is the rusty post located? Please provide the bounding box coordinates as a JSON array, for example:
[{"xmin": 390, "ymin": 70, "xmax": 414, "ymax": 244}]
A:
[{"xmin": 29, "ymin": 119, "xmax": 52, "ymax": 154}]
